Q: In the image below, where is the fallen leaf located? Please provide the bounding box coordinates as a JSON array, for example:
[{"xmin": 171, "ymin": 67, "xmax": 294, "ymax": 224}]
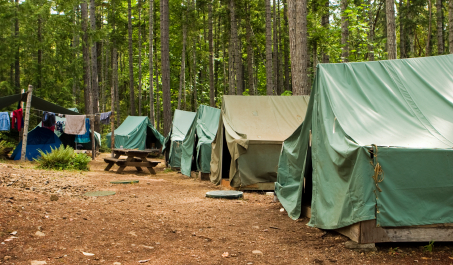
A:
[
  {"xmin": 222, "ymin": 252, "xmax": 229, "ymax": 258},
  {"xmin": 82, "ymin": 252, "xmax": 95, "ymax": 256}
]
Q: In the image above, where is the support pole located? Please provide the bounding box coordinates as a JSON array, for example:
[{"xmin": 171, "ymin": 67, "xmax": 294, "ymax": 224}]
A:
[
  {"xmin": 21, "ymin": 85, "xmax": 33, "ymax": 161},
  {"xmin": 111, "ymin": 86, "xmax": 115, "ymax": 158},
  {"xmin": 90, "ymin": 115, "xmax": 95, "ymax": 160}
]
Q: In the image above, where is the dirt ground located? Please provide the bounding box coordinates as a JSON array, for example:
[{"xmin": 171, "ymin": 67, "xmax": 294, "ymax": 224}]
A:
[{"xmin": 0, "ymin": 153, "xmax": 452, "ymax": 265}]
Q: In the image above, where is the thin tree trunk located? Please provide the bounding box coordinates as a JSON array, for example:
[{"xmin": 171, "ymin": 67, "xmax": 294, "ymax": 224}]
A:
[
  {"xmin": 90, "ymin": 0, "xmax": 99, "ymax": 114},
  {"xmin": 436, "ymin": 0, "xmax": 444, "ymax": 54},
  {"xmin": 128, "ymin": 0, "xmax": 136, "ymax": 115},
  {"xmin": 228, "ymin": 0, "xmax": 238, "ymax": 95},
  {"xmin": 223, "ymin": 40, "xmax": 228, "ymax": 95},
  {"xmin": 282, "ymin": 0, "xmax": 290, "ymax": 91},
  {"xmin": 245, "ymin": 2, "xmax": 255, "ymax": 95},
  {"xmin": 161, "ymin": 0, "xmax": 171, "ymax": 135},
  {"xmin": 178, "ymin": 23, "xmax": 186, "ymax": 110},
  {"xmin": 341, "ymin": 0, "xmax": 349, "ymax": 62},
  {"xmin": 14, "ymin": 0, "xmax": 20, "ymax": 92},
  {"xmin": 209, "ymin": 0, "xmax": 215, "ymax": 106},
  {"xmin": 426, "ymin": 0, "xmax": 432, "ymax": 56},
  {"xmin": 38, "ymin": 15, "xmax": 43, "ymax": 89},
  {"xmin": 273, "ymin": 0, "xmax": 279, "ymax": 94},
  {"xmin": 386, "ymin": 0, "xmax": 397, "ymax": 59},
  {"xmin": 399, "ymin": 0, "xmax": 406, "ymax": 58},
  {"xmin": 368, "ymin": 0, "xmax": 375, "ymax": 61},
  {"xmin": 265, "ymin": 0, "xmax": 273, "ymax": 95},
  {"xmin": 149, "ymin": 0, "xmax": 155, "ymax": 126},
  {"xmin": 322, "ymin": 0, "xmax": 330, "ymax": 63},
  {"xmin": 138, "ymin": 0, "xmax": 143, "ymax": 116},
  {"xmin": 277, "ymin": 0, "xmax": 284, "ymax": 94},
  {"xmin": 298, "ymin": 0, "xmax": 309, "ymax": 94},
  {"xmin": 155, "ymin": 56, "xmax": 161, "ymax": 133},
  {"xmin": 449, "ymin": 0, "xmax": 453, "ymax": 53},
  {"xmin": 81, "ymin": 2, "xmax": 91, "ymax": 114},
  {"xmin": 101, "ymin": 41, "xmax": 105, "ymax": 112},
  {"xmin": 235, "ymin": 19, "xmax": 243, "ymax": 96},
  {"xmin": 193, "ymin": 41, "xmax": 198, "ymax": 111}
]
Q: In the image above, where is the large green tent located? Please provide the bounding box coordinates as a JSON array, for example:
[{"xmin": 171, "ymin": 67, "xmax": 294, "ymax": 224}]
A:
[
  {"xmin": 106, "ymin": 116, "xmax": 164, "ymax": 150},
  {"xmin": 276, "ymin": 55, "xmax": 453, "ymax": 230},
  {"xmin": 210, "ymin": 95, "xmax": 310, "ymax": 188},
  {"xmin": 163, "ymin": 109, "xmax": 196, "ymax": 168},
  {"xmin": 180, "ymin": 105, "xmax": 221, "ymax": 177}
]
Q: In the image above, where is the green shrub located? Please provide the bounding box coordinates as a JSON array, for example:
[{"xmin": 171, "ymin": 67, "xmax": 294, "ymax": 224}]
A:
[{"xmin": 35, "ymin": 145, "xmax": 91, "ymax": 171}]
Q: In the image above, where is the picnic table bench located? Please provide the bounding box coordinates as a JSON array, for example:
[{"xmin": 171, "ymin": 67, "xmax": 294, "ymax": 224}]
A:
[{"xmin": 104, "ymin": 149, "xmax": 161, "ymax": 174}]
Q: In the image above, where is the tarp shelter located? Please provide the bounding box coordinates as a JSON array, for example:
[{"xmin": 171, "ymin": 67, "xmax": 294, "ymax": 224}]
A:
[
  {"xmin": 0, "ymin": 94, "xmax": 80, "ymax": 115},
  {"xmin": 210, "ymin": 95, "xmax": 309, "ymax": 188},
  {"xmin": 180, "ymin": 105, "xmax": 221, "ymax": 177},
  {"xmin": 276, "ymin": 55, "xmax": 453, "ymax": 230},
  {"xmin": 106, "ymin": 116, "xmax": 164, "ymax": 150},
  {"xmin": 163, "ymin": 109, "xmax": 196, "ymax": 168},
  {"xmin": 11, "ymin": 127, "xmax": 62, "ymax": 160}
]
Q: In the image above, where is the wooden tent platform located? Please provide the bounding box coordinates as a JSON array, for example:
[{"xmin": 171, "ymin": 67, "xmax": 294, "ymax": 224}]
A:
[
  {"xmin": 220, "ymin": 179, "xmax": 275, "ymax": 191},
  {"xmin": 302, "ymin": 206, "xmax": 453, "ymax": 243}
]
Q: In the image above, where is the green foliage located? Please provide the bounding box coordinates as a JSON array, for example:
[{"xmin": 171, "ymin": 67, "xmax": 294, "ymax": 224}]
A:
[
  {"xmin": 35, "ymin": 145, "xmax": 91, "ymax": 171},
  {"xmin": 281, "ymin": 90, "xmax": 292, "ymax": 96},
  {"xmin": 423, "ymin": 241, "xmax": 435, "ymax": 252}
]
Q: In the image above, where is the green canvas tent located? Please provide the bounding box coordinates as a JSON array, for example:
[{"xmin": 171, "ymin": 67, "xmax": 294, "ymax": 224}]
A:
[
  {"xmin": 163, "ymin": 109, "xmax": 196, "ymax": 168},
  {"xmin": 180, "ymin": 105, "xmax": 221, "ymax": 177},
  {"xmin": 210, "ymin": 95, "xmax": 310, "ymax": 188},
  {"xmin": 106, "ymin": 116, "xmax": 164, "ymax": 150},
  {"xmin": 276, "ymin": 55, "xmax": 453, "ymax": 231}
]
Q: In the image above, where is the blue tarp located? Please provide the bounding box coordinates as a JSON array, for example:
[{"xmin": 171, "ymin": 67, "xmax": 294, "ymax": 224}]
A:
[{"xmin": 11, "ymin": 127, "xmax": 62, "ymax": 161}]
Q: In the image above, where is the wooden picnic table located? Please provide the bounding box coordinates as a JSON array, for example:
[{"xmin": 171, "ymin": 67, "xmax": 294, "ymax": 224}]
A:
[{"xmin": 104, "ymin": 149, "xmax": 161, "ymax": 174}]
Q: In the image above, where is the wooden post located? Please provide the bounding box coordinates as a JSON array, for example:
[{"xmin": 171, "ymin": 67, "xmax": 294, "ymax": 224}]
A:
[
  {"xmin": 111, "ymin": 86, "xmax": 115, "ymax": 158},
  {"xmin": 19, "ymin": 88, "xmax": 25, "ymax": 142},
  {"xmin": 90, "ymin": 115, "xmax": 95, "ymax": 160},
  {"xmin": 21, "ymin": 85, "xmax": 33, "ymax": 161}
]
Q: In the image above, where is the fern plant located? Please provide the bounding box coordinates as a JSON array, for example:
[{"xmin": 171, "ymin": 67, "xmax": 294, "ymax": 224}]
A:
[{"xmin": 35, "ymin": 146, "xmax": 91, "ymax": 171}]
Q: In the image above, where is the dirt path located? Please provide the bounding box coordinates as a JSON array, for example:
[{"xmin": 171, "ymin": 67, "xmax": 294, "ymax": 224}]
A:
[{"xmin": 0, "ymin": 154, "xmax": 452, "ymax": 264}]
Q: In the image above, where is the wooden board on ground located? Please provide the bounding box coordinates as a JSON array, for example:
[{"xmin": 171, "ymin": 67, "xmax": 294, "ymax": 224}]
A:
[
  {"xmin": 300, "ymin": 206, "xmax": 453, "ymax": 243},
  {"xmin": 220, "ymin": 179, "xmax": 275, "ymax": 191}
]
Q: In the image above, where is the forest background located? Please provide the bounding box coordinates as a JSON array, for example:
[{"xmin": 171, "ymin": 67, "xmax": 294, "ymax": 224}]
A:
[{"xmin": 0, "ymin": 0, "xmax": 450, "ymax": 139}]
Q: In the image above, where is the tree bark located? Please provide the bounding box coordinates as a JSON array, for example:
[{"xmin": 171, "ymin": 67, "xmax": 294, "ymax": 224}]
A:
[
  {"xmin": 298, "ymin": 0, "xmax": 309, "ymax": 94},
  {"xmin": 208, "ymin": 0, "xmax": 215, "ymax": 106},
  {"xmin": 273, "ymin": 0, "xmax": 278, "ymax": 94},
  {"xmin": 426, "ymin": 0, "xmax": 432, "ymax": 56},
  {"xmin": 90, "ymin": 0, "xmax": 99, "ymax": 114},
  {"xmin": 155, "ymin": 54, "xmax": 161, "ymax": 132},
  {"xmin": 235, "ymin": 17, "xmax": 243, "ymax": 96},
  {"xmin": 265, "ymin": 0, "xmax": 274, "ymax": 95},
  {"xmin": 386, "ymin": 0, "xmax": 397, "ymax": 59},
  {"xmin": 193, "ymin": 40, "xmax": 198, "ymax": 111},
  {"xmin": 341, "ymin": 0, "xmax": 349, "ymax": 62},
  {"xmin": 161, "ymin": 0, "xmax": 171, "ymax": 135},
  {"xmin": 436, "ymin": 0, "xmax": 444, "ymax": 54},
  {"xmin": 81, "ymin": 2, "xmax": 91, "ymax": 114},
  {"xmin": 178, "ymin": 23, "xmax": 186, "ymax": 110},
  {"xmin": 277, "ymin": 0, "xmax": 284, "ymax": 94},
  {"xmin": 449, "ymin": 0, "xmax": 453, "ymax": 53},
  {"xmin": 38, "ymin": 15, "xmax": 43, "ymax": 89},
  {"xmin": 399, "ymin": 0, "xmax": 405, "ymax": 58},
  {"xmin": 14, "ymin": 0, "xmax": 20, "ymax": 92},
  {"xmin": 368, "ymin": 0, "xmax": 375, "ymax": 60},
  {"xmin": 149, "ymin": 0, "xmax": 155, "ymax": 126},
  {"xmin": 282, "ymin": 0, "xmax": 290, "ymax": 92},
  {"xmin": 138, "ymin": 0, "xmax": 143, "ymax": 116},
  {"xmin": 322, "ymin": 0, "xmax": 330, "ymax": 63},
  {"xmin": 128, "ymin": 0, "xmax": 136, "ymax": 115},
  {"xmin": 245, "ymin": 2, "xmax": 255, "ymax": 95}
]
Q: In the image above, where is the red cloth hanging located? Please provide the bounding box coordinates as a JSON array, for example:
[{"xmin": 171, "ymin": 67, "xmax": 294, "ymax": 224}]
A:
[{"xmin": 11, "ymin": 108, "xmax": 23, "ymax": 131}]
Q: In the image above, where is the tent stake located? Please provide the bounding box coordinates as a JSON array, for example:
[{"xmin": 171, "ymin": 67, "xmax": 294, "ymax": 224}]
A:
[{"xmin": 21, "ymin": 85, "xmax": 33, "ymax": 161}]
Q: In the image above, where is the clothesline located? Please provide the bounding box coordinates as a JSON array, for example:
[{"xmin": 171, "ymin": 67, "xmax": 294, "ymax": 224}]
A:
[{"xmin": 29, "ymin": 107, "xmax": 111, "ymax": 117}]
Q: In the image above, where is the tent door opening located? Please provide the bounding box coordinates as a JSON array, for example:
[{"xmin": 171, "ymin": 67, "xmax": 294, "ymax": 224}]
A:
[
  {"xmin": 191, "ymin": 134, "xmax": 199, "ymax": 171},
  {"xmin": 302, "ymin": 144, "xmax": 313, "ymax": 208},
  {"xmin": 221, "ymin": 126, "xmax": 231, "ymax": 179}
]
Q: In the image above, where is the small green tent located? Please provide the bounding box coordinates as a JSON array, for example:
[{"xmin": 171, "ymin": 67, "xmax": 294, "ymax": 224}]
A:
[
  {"xmin": 276, "ymin": 55, "xmax": 453, "ymax": 230},
  {"xmin": 210, "ymin": 95, "xmax": 310, "ymax": 188},
  {"xmin": 106, "ymin": 116, "xmax": 164, "ymax": 150},
  {"xmin": 163, "ymin": 109, "xmax": 196, "ymax": 168},
  {"xmin": 180, "ymin": 105, "xmax": 221, "ymax": 177}
]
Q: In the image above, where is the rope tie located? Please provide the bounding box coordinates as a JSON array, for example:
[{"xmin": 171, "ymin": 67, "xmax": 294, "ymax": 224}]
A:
[{"xmin": 371, "ymin": 144, "xmax": 384, "ymax": 192}]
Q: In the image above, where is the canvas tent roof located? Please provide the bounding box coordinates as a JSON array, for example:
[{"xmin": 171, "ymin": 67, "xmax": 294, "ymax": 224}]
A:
[
  {"xmin": 210, "ymin": 95, "xmax": 309, "ymax": 188},
  {"xmin": 106, "ymin": 116, "xmax": 164, "ymax": 150},
  {"xmin": 275, "ymin": 55, "xmax": 453, "ymax": 230},
  {"xmin": 180, "ymin": 105, "xmax": 221, "ymax": 176},
  {"xmin": 0, "ymin": 94, "xmax": 80, "ymax": 115},
  {"xmin": 163, "ymin": 109, "xmax": 197, "ymax": 168}
]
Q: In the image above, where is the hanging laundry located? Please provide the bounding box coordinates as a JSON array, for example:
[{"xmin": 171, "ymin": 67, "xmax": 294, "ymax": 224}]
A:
[
  {"xmin": 75, "ymin": 118, "xmax": 91, "ymax": 144},
  {"xmin": 55, "ymin": 121, "xmax": 65, "ymax": 133},
  {"xmin": 42, "ymin": 112, "xmax": 56, "ymax": 127},
  {"xmin": 100, "ymin": 111, "xmax": 112, "ymax": 125},
  {"xmin": 0, "ymin": 112, "xmax": 10, "ymax": 131},
  {"xmin": 64, "ymin": 115, "xmax": 87, "ymax": 135},
  {"xmin": 11, "ymin": 108, "xmax": 23, "ymax": 131}
]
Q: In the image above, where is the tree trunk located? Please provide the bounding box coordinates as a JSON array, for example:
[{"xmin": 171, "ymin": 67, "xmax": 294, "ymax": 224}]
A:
[
  {"xmin": 228, "ymin": 0, "xmax": 238, "ymax": 95},
  {"xmin": 449, "ymin": 0, "xmax": 453, "ymax": 53},
  {"xmin": 273, "ymin": 0, "xmax": 278, "ymax": 94},
  {"xmin": 81, "ymin": 2, "xmax": 91, "ymax": 114},
  {"xmin": 386, "ymin": 0, "xmax": 397, "ymax": 59},
  {"xmin": 436, "ymin": 0, "xmax": 444, "ymax": 54},
  {"xmin": 128, "ymin": 0, "xmax": 136, "ymax": 115},
  {"xmin": 138, "ymin": 0, "xmax": 143, "ymax": 116},
  {"xmin": 368, "ymin": 0, "xmax": 375, "ymax": 60},
  {"xmin": 209, "ymin": 0, "xmax": 215, "ymax": 106},
  {"xmin": 161, "ymin": 0, "xmax": 171, "ymax": 135},
  {"xmin": 90, "ymin": 0, "xmax": 99, "ymax": 114},
  {"xmin": 341, "ymin": 0, "xmax": 349, "ymax": 62},
  {"xmin": 265, "ymin": 0, "xmax": 274, "ymax": 95},
  {"xmin": 38, "ymin": 15, "xmax": 42, "ymax": 89},
  {"xmin": 155, "ymin": 55, "xmax": 161, "ymax": 132},
  {"xmin": 193, "ymin": 41, "xmax": 198, "ymax": 111},
  {"xmin": 277, "ymin": 0, "xmax": 284, "ymax": 94},
  {"xmin": 313, "ymin": 41, "xmax": 317, "ymax": 78},
  {"xmin": 322, "ymin": 0, "xmax": 330, "ymax": 63},
  {"xmin": 426, "ymin": 0, "xmax": 432, "ymax": 56},
  {"xmin": 298, "ymin": 0, "xmax": 309, "ymax": 94},
  {"xmin": 14, "ymin": 0, "xmax": 20, "ymax": 92},
  {"xmin": 282, "ymin": 0, "xmax": 290, "ymax": 92},
  {"xmin": 178, "ymin": 23, "xmax": 186, "ymax": 110},
  {"xmin": 149, "ymin": 0, "xmax": 155, "ymax": 126},
  {"xmin": 235, "ymin": 19, "xmax": 243, "ymax": 96},
  {"xmin": 399, "ymin": 0, "xmax": 405, "ymax": 58},
  {"xmin": 245, "ymin": 2, "xmax": 255, "ymax": 95}
]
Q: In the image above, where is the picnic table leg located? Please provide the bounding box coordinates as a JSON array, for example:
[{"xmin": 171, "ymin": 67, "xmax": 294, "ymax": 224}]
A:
[
  {"xmin": 116, "ymin": 155, "xmax": 134, "ymax": 174},
  {"xmin": 140, "ymin": 156, "xmax": 157, "ymax": 175},
  {"xmin": 104, "ymin": 162, "xmax": 115, "ymax": 171}
]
